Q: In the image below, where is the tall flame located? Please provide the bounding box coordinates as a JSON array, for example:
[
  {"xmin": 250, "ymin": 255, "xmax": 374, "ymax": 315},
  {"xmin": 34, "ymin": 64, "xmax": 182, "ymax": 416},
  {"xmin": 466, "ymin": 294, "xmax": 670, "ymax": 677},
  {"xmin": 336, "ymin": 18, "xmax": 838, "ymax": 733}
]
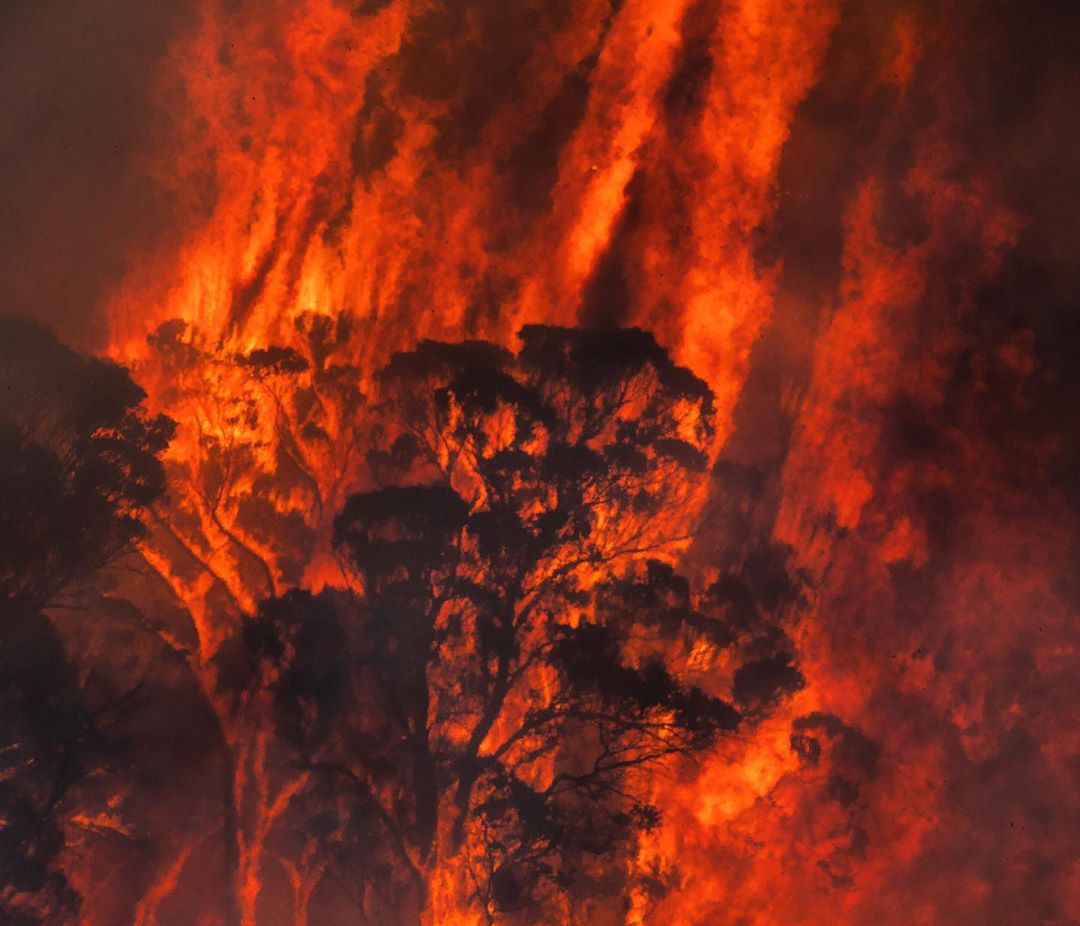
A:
[{"xmin": 52, "ymin": 0, "xmax": 1078, "ymax": 923}]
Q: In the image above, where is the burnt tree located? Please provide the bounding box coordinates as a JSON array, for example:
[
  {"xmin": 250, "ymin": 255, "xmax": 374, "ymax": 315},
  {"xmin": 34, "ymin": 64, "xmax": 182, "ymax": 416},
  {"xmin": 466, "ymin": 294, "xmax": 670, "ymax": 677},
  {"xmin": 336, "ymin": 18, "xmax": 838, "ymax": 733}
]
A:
[
  {"xmin": 233, "ymin": 326, "xmax": 802, "ymax": 923},
  {"xmin": 0, "ymin": 318, "xmax": 173, "ymax": 925}
]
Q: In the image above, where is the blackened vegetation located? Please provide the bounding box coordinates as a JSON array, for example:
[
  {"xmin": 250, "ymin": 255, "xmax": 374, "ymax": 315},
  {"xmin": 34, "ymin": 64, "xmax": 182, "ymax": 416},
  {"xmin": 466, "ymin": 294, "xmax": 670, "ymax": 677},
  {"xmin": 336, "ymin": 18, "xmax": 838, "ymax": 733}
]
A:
[
  {"xmin": 0, "ymin": 318, "xmax": 173, "ymax": 610},
  {"xmin": 0, "ymin": 319, "xmax": 805, "ymax": 924},
  {"xmin": 0, "ymin": 318, "xmax": 173, "ymax": 924},
  {"xmin": 222, "ymin": 326, "xmax": 804, "ymax": 922}
]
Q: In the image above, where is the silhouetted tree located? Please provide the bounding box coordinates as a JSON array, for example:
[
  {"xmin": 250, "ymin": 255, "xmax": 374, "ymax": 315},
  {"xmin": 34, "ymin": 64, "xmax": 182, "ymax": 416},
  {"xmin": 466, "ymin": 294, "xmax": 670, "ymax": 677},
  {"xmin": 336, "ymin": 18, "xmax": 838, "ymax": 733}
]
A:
[
  {"xmin": 230, "ymin": 327, "xmax": 803, "ymax": 922},
  {"xmin": 0, "ymin": 318, "xmax": 173, "ymax": 924}
]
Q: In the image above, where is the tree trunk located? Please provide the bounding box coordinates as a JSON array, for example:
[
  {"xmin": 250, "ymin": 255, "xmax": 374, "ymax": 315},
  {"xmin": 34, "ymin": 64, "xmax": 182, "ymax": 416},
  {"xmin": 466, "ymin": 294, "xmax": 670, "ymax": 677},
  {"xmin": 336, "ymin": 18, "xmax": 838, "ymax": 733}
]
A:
[{"xmin": 222, "ymin": 727, "xmax": 241, "ymax": 926}]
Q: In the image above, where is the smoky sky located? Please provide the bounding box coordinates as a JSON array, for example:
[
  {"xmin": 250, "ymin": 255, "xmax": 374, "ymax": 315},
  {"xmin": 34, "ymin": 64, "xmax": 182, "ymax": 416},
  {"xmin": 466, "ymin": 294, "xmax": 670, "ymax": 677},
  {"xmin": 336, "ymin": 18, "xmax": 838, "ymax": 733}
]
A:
[{"xmin": 0, "ymin": 0, "xmax": 196, "ymax": 349}]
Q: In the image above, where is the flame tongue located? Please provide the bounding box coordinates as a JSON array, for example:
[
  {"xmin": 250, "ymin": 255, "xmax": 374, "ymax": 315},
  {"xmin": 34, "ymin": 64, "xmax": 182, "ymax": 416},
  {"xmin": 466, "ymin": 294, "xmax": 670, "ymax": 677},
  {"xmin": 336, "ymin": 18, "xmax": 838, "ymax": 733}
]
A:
[
  {"xmin": 108, "ymin": 0, "xmax": 835, "ymax": 432},
  {"xmin": 105, "ymin": 0, "xmax": 839, "ymax": 674},
  {"xmin": 63, "ymin": 0, "xmax": 1080, "ymax": 924}
]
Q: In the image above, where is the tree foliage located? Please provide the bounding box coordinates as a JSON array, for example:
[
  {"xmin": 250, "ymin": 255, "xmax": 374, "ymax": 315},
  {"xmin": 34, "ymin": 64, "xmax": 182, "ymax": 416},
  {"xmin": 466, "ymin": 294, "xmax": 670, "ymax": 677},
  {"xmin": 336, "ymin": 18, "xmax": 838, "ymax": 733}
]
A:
[
  {"xmin": 228, "ymin": 326, "xmax": 802, "ymax": 921},
  {"xmin": 0, "ymin": 317, "xmax": 174, "ymax": 610},
  {"xmin": 0, "ymin": 318, "xmax": 173, "ymax": 924}
]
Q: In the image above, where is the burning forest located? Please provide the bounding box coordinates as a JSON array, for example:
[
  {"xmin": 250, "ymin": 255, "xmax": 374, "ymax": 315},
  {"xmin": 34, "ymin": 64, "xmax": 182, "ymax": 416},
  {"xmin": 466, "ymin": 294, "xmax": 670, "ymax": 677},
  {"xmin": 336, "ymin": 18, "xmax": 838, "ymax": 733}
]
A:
[{"xmin": 1, "ymin": 0, "xmax": 1079, "ymax": 923}]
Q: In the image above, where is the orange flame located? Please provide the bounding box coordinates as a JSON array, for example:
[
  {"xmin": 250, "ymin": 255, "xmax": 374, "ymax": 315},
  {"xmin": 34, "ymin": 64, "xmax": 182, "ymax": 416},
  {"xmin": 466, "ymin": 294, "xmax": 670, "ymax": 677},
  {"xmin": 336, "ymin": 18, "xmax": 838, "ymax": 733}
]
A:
[{"xmin": 64, "ymin": 0, "xmax": 1075, "ymax": 923}]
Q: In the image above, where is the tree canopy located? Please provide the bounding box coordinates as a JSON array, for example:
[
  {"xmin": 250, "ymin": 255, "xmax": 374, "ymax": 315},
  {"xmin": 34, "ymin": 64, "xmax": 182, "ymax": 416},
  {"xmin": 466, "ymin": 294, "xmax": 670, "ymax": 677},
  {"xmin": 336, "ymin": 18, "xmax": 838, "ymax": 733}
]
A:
[
  {"xmin": 0, "ymin": 316, "xmax": 174, "ymax": 611},
  {"xmin": 0, "ymin": 317, "xmax": 174, "ymax": 924},
  {"xmin": 227, "ymin": 326, "xmax": 803, "ymax": 922}
]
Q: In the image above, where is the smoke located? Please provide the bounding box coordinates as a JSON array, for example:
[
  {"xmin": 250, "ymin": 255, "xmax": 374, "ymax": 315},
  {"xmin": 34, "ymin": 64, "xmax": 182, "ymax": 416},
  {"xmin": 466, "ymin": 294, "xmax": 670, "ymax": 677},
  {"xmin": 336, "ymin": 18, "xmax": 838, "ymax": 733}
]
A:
[
  {"xmin": 715, "ymin": 2, "xmax": 1080, "ymax": 922},
  {"xmin": 0, "ymin": 0, "xmax": 196, "ymax": 348},
  {"xmin": 3, "ymin": 0, "xmax": 1079, "ymax": 922}
]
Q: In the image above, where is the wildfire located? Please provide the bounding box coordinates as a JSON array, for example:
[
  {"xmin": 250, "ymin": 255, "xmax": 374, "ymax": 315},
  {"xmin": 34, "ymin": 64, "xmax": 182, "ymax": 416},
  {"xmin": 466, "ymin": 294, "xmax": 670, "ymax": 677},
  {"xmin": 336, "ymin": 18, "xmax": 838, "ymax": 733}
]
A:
[{"xmin": 2, "ymin": 0, "xmax": 1071, "ymax": 924}]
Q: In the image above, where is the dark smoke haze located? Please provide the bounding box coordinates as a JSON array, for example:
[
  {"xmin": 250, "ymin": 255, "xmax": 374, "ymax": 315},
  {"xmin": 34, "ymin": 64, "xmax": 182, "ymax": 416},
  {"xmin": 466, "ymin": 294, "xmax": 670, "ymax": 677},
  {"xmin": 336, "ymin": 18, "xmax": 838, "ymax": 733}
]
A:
[{"xmin": 0, "ymin": 0, "xmax": 195, "ymax": 348}]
